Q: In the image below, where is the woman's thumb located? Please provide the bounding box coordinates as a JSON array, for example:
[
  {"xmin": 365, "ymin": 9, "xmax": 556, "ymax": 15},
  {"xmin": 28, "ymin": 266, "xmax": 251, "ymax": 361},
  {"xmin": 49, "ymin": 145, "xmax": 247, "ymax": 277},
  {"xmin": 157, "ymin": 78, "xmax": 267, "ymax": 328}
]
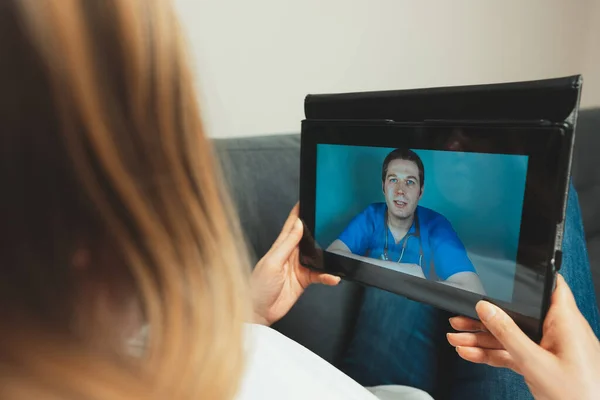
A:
[
  {"xmin": 552, "ymin": 274, "xmax": 580, "ymax": 317},
  {"xmin": 269, "ymin": 218, "xmax": 303, "ymax": 263},
  {"xmin": 476, "ymin": 301, "xmax": 545, "ymax": 370}
]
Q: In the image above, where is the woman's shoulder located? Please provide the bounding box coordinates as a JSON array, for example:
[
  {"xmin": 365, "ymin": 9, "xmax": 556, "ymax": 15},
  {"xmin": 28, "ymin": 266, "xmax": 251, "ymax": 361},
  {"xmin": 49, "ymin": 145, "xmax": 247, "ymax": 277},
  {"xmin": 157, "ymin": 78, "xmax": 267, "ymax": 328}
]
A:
[
  {"xmin": 236, "ymin": 324, "xmax": 378, "ymax": 400},
  {"xmin": 236, "ymin": 324, "xmax": 432, "ymax": 400}
]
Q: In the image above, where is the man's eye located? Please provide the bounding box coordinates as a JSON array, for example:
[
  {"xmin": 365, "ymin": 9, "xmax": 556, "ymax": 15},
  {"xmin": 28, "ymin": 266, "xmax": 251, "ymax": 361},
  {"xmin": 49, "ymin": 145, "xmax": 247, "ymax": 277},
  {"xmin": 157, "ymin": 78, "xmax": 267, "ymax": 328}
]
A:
[
  {"xmin": 389, "ymin": 178, "xmax": 398, "ymax": 183},
  {"xmin": 406, "ymin": 180, "xmax": 415, "ymax": 186}
]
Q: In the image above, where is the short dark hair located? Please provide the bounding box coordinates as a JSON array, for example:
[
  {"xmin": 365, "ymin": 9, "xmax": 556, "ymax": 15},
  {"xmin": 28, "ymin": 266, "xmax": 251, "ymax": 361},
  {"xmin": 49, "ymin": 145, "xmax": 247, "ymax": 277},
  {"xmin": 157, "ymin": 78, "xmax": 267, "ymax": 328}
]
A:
[{"xmin": 381, "ymin": 148, "xmax": 425, "ymax": 187}]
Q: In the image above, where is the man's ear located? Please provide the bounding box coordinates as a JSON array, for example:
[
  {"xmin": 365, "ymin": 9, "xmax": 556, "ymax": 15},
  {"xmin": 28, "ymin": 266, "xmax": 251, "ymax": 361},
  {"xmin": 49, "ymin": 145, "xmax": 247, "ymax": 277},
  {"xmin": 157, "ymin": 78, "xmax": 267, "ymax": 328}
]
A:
[{"xmin": 419, "ymin": 185, "xmax": 424, "ymax": 200}]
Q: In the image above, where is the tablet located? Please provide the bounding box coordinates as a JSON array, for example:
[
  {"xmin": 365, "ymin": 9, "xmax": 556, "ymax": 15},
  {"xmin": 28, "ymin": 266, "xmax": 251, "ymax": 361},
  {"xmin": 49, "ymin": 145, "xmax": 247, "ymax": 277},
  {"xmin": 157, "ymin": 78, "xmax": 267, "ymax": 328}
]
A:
[{"xmin": 298, "ymin": 119, "xmax": 574, "ymax": 341}]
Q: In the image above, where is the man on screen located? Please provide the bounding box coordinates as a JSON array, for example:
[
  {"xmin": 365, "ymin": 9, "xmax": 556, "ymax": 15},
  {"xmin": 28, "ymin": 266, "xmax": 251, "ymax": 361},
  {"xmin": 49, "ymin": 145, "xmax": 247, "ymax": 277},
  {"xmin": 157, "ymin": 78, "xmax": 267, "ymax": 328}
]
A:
[{"xmin": 327, "ymin": 148, "xmax": 486, "ymax": 295}]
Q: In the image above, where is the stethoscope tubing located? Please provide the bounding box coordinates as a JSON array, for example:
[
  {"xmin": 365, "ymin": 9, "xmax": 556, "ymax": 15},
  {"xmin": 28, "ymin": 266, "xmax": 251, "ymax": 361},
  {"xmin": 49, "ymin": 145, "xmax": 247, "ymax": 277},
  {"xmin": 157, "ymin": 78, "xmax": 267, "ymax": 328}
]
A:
[{"xmin": 383, "ymin": 209, "xmax": 424, "ymax": 267}]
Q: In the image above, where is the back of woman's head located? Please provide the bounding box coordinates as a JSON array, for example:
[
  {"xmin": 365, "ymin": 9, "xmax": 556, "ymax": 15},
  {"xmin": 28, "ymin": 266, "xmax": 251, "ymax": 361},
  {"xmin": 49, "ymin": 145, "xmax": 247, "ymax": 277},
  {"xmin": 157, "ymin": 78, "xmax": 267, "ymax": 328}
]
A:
[{"xmin": 0, "ymin": 1, "xmax": 250, "ymax": 398}]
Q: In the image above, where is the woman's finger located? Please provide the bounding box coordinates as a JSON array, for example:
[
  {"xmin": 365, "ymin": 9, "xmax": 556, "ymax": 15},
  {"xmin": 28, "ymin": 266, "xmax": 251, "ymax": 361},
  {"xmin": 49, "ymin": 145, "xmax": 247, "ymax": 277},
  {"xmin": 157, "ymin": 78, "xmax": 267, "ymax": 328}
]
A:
[
  {"xmin": 449, "ymin": 316, "xmax": 487, "ymax": 332},
  {"xmin": 447, "ymin": 332, "xmax": 504, "ymax": 350},
  {"xmin": 455, "ymin": 347, "xmax": 519, "ymax": 372}
]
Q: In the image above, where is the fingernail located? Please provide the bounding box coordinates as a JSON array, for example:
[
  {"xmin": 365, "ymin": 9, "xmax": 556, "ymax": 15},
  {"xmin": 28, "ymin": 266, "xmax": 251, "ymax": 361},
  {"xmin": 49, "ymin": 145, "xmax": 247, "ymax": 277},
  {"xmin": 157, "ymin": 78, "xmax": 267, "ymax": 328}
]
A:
[
  {"xmin": 294, "ymin": 218, "xmax": 303, "ymax": 230},
  {"xmin": 477, "ymin": 301, "xmax": 497, "ymax": 322},
  {"xmin": 455, "ymin": 346, "xmax": 461, "ymax": 352}
]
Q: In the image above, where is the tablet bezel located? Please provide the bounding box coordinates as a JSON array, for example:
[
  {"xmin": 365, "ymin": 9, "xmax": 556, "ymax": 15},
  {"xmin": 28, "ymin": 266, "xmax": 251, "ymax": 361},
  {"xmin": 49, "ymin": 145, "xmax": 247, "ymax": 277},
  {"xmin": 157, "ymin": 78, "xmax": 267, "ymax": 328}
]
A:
[{"xmin": 299, "ymin": 119, "xmax": 573, "ymax": 342}]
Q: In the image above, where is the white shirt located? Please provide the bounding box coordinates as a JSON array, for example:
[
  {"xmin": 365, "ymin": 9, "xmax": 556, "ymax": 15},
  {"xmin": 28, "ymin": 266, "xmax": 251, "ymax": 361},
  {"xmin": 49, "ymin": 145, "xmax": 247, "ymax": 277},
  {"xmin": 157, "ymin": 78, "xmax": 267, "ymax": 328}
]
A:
[{"xmin": 236, "ymin": 324, "xmax": 433, "ymax": 400}]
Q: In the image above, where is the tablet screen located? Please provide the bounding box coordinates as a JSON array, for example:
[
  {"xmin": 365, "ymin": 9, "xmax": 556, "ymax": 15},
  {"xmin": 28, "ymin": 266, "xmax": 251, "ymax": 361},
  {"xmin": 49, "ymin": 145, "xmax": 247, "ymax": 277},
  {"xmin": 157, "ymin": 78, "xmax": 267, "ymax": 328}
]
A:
[
  {"xmin": 315, "ymin": 143, "xmax": 528, "ymax": 303},
  {"xmin": 299, "ymin": 120, "xmax": 572, "ymax": 340}
]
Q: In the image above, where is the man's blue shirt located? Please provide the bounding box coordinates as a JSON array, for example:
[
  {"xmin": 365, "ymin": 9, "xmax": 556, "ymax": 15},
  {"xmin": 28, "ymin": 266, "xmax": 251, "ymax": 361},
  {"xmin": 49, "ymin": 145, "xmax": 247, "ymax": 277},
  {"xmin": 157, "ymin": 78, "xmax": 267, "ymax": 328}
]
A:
[{"xmin": 337, "ymin": 203, "xmax": 475, "ymax": 280}]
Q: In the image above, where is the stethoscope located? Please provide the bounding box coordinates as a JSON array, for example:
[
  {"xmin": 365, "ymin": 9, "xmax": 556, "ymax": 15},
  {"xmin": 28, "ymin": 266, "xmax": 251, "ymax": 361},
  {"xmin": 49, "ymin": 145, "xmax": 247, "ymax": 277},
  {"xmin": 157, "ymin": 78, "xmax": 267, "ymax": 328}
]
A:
[{"xmin": 382, "ymin": 210, "xmax": 424, "ymax": 267}]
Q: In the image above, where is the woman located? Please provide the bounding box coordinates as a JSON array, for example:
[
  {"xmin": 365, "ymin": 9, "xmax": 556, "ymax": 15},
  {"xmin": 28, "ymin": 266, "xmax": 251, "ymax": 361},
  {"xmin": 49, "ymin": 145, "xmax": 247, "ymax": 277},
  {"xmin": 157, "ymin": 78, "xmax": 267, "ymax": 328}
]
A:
[
  {"xmin": 0, "ymin": 1, "xmax": 597, "ymax": 399},
  {"xmin": 0, "ymin": 1, "xmax": 357, "ymax": 399}
]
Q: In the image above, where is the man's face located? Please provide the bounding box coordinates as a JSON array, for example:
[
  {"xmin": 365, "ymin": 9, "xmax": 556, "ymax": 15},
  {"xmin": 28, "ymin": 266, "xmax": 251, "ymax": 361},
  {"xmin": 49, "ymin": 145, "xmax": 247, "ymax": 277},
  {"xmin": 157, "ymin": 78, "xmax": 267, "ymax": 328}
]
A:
[{"xmin": 383, "ymin": 159, "xmax": 423, "ymax": 220}]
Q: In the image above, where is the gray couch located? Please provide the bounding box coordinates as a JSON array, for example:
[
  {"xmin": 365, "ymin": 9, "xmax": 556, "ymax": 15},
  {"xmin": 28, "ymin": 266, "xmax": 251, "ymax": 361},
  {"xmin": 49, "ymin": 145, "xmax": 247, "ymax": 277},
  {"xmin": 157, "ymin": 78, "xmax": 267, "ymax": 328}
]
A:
[{"xmin": 215, "ymin": 107, "xmax": 600, "ymax": 366}]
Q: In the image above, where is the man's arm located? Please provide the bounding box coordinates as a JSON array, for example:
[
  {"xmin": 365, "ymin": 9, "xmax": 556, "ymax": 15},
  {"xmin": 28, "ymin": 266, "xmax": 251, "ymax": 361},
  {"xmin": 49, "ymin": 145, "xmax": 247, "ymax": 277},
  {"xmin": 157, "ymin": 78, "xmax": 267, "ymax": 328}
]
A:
[
  {"xmin": 327, "ymin": 240, "xmax": 426, "ymax": 279},
  {"xmin": 429, "ymin": 217, "xmax": 487, "ymax": 295},
  {"xmin": 326, "ymin": 239, "xmax": 352, "ymax": 253},
  {"xmin": 442, "ymin": 271, "xmax": 486, "ymax": 295}
]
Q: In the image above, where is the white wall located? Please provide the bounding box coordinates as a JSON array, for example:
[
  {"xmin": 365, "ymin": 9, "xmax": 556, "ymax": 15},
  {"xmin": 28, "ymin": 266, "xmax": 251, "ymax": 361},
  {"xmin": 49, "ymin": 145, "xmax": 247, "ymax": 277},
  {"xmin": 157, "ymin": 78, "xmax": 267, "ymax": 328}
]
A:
[
  {"xmin": 174, "ymin": 0, "xmax": 598, "ymax": 138},
  {"xmin": 581, "ymin": 0, "xmax": 600, "ymax": 107}
]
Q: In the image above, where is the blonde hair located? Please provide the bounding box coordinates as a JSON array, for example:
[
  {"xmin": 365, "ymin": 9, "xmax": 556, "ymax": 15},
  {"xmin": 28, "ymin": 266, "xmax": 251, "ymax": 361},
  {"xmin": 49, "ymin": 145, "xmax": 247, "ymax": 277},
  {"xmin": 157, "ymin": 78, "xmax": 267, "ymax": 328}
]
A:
[{"xmin": 0, "ymin": 0, "xmax": 250, "ymax": 399}]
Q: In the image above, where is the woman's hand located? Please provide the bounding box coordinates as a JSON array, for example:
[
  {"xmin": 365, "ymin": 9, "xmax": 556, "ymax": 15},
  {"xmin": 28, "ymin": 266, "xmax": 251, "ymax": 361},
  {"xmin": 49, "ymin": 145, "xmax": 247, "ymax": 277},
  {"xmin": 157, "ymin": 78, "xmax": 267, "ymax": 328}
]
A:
[
  {"xmin": 250, "ymin": 203, "xmax": 341, "ymax": 326},
  {"xmin": 447, "ymin": 274, "xmax": 600, "ymax": 400}
]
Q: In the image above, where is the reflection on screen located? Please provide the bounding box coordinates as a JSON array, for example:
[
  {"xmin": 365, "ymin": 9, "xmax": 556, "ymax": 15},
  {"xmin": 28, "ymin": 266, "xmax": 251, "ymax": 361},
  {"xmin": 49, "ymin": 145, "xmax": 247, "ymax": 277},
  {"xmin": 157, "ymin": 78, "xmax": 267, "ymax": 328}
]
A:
[{"xmin": 315, "ymin": 143, "xmax": 528, "ymax": 302}]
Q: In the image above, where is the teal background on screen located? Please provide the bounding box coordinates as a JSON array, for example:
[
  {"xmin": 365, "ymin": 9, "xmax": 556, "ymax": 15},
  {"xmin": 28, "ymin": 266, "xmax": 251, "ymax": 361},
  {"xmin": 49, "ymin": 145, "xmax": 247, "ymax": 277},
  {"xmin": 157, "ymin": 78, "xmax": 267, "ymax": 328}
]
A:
[{"xmin": 315, "ymin": 144, "xmax": 529, "ymax": 301}]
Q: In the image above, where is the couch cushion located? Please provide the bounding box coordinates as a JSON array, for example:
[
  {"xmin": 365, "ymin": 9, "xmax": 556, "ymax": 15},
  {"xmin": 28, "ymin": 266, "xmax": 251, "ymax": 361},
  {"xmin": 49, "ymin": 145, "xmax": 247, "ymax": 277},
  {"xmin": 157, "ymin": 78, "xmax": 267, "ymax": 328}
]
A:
[
  {"xmin": 587, "ymin": 235, "xmax": 600, "ymax": 306},
  {"xmin": 214, "ymin": 134, "xmax": 364, "ymax": 365},
  {"xmin": 214, "ymin": 135, "xmax": 301, "ymax": 260},
  {"xmin": 572, "ymin": 108, "xmax": 600, "ymax": 237},
  {"xmin": 571, "ymin": 108, "xmax": 600, "ymax": 311}
]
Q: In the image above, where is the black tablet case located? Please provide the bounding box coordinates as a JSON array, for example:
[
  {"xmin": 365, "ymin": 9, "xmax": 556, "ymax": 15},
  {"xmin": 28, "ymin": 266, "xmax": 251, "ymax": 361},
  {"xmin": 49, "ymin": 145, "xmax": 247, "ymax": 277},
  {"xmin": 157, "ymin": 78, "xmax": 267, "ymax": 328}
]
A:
[
  {"xmin": 305, "ymin": 75, "xmax": 582, "ymax": 126},
  {"xmin": 302, "ymin": 75, "xmax": 583, "ymax": 340}
]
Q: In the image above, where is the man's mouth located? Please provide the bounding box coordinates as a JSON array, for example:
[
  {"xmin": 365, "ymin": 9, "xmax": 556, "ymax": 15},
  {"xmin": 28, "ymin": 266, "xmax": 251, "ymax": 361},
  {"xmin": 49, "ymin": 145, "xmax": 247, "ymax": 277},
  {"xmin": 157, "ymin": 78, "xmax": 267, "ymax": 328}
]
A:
[{"xmin": 393, "ymin": 200, "xmax": 407, "ymax": 208}]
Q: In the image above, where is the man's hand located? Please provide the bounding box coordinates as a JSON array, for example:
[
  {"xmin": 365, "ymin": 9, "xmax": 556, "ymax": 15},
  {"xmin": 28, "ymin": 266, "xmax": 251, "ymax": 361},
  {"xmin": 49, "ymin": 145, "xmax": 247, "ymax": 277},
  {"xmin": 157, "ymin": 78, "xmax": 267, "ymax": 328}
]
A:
[
  {"xmin": 443, "ymin": 271, "xmax": 486, "ymax": 295},
  {"xmin": 327, "ymin": 240, "xmax": 426, "ymax": 279},
  {"xmin": 251, "ymin": 203, "xmax": 341, "ymax": 326},
  {"xmin": 447, "ymin": 274, "xmax": 600, "ymax": 400}
]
